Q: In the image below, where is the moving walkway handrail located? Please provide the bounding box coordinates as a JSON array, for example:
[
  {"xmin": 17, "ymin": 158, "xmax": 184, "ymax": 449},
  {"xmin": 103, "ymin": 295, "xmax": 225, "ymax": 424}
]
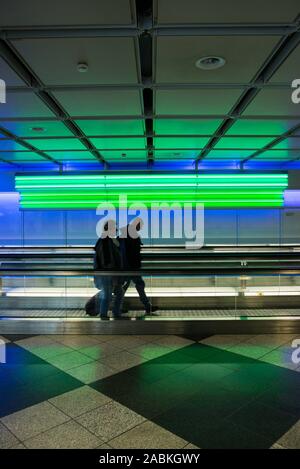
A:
[
  {"xmin": 1, "ymin": 252, "xmax": 300, "ymax": 261},
  {"xmin": 1, "ymin": 266, "xmax": 300, "ymax": 276}
]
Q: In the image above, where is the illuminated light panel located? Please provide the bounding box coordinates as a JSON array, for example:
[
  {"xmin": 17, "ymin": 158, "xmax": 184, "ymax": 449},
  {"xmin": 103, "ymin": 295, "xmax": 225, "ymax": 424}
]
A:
[
  {"xmin": 214, "ymin": 137, "xmax": 274, "ymax": 149},
  {"xmin": 227, "ymin": 119, "xmax": 300, "ymax": 136},
  {"xmin": 15, "ymin": 173, "xmax": 288, "ymax": 209},
  {"xmin": 154, "ymin": 119, "xmax": 222, "ymax": 135}
]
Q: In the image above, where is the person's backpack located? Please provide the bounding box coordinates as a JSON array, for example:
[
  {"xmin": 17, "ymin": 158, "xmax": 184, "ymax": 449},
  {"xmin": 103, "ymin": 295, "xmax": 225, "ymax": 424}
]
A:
[{"xmin": 85, "ymin": 293, "xmax": 100, "ymax": 317}]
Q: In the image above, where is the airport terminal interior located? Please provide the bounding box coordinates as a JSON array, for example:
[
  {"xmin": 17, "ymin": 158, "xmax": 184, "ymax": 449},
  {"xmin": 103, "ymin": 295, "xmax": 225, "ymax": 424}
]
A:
[{"xmin": 1, "ymin": 0, "xmax": 300, "ymax": 450}]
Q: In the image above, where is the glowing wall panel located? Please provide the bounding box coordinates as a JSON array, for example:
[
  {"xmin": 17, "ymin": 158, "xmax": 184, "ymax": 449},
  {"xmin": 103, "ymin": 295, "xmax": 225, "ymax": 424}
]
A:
[{"xmin": 15, "ymin": 173, "xmax": 288, "ymax": 209}]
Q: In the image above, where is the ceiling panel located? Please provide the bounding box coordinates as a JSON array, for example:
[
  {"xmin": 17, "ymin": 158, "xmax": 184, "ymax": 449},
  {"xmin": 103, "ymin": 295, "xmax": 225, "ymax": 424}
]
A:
[
  {"xmin": 272, "ymin": 138, "xmax": 300, "ymax": 150},
  {"xmin": 215, "ymin": 136, "xmax": 274, "ymax": 149},
  {"xmin": 154, "ymin": 136, "xmax": 209, "ymax": 149},
  {"xmin": 154, "ymin": 150, "xmax": 198, "ymax": 159},
  {"xmin": 205, "ymin": 150, "xmax": 254, "ymax": 159},
  {"xmin": 154, "ymin": 119, "xmax": 222, "ymax": 135},
  {"xmin": 75, "ymin": 119, "xmax": 145, "ymax": 136},
  {"xmin": 0, "ymin": 120, "xmax": 73, "ymax": 137},
  {"xmin": 0, "ymin": 151, "xmax": 47, "ymax": 161},
  {"xmin": 52, "ymin": 90, "xmax": 142, "ymax": 117},
  {"xmin": 89, "ymin": 137, "xmax": 146, "ymax": 150},
  {"xmin": 0, "ymin": 140, "xmax": 27, "ymax": 151},
  {"xmin": 270, "ymin": 45, "xmax": 300, "ymax": 84},
  {"xmin": 24, "ymin": 138, "xmax": 86, "ymax": 151},
  {"xmin": 13, "ymin": 38, "xmax": 139, "ymax": 86},
  {"xmin": 155, "ymin": 0, "xmax": 300, "ymax": 24},
  {"xmin": 0, "ymin": 92, "xmax": 54, "ymax": 118},
  {"xmin": 100, "ymin": 150, "xmax": 147, "ymax": 161},
  {"xmin": 227, "ymin": 119, "xmax": 300, "ymax": 136},
  {"xmin": 46, "ymin": 151, "xmax": 97, "ymax": 161},
  {"xmin": 0, "ymin": 0, "xmax": 135, "ymax": 27},
  {"xmin": 254, "ymin": 150, "xmax": 300, "ymax": 160},
  {"xmin": 155, "ymin": 36, "xmax": 278, "ymax": 84},
  {"xmin": 155, "ymin": 89, "xmax": 242, "ymax": 115},
  {"xmin": 243, "ymin": 89, "xmax": 300, "ymax": 116},
  {"xmin": 0, "ymin": 58, "xmax": 25, "ymax": 86}
]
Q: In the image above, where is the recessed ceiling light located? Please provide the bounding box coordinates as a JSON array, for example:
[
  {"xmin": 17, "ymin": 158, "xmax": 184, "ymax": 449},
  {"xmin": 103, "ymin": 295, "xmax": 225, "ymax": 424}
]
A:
[
  {"xmin": 121, "ymin": 153, "xmax": 127, "ymax": 157},
  {"xmin": 30, "ymin": 127, "xmax": 46, "ymax": 133},
  {"xmin": 77, "ymin": 62, "xmax": 89, "ymax": 73},
  {"xmin": 195, "ymin": 56, "xmax": 226, "ymax": 70}
]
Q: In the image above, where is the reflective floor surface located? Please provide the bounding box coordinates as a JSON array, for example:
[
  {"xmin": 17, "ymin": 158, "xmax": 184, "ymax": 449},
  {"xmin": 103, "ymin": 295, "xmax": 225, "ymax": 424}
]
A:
[{"xmin": 0, "ymin": 333, "xmax": 300, "ymax": 449}]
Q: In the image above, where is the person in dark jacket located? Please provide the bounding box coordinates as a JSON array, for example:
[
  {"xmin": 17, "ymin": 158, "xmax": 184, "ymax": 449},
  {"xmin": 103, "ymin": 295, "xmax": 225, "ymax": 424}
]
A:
[
  {"xmin": 120, "ymin": 218, "xmax": 158, "ymax": 316},
  {"xmin": 94, "ymin": 219, "xmax": 124, "ymax": 319}
]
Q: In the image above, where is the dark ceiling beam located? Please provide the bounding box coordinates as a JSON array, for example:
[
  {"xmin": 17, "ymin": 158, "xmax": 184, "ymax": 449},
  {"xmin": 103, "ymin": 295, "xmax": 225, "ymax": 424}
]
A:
[
  {"xmin": 2, "ymin": 114, "xmax": 300, "ymax": 122},
  {"xmin": 0, "ymin": 38, "xmax": 107, "ymax": 166},
  {"xmin": 136, "ymin": 0, "xmax": 154, "ymax": 166},
  {"xmin": 6, "ymin": 83, "xmax": 296, "ymax": 94},
  {"xmin": 241, "ymin": 121, "xmax": 300, "ymax": 165},
  {"xmin": 1, "ymin": 24, "xmax": 298, "ymax": 39},
  {"xmin": 154, "ymin": 25, "xmax": 298, "ymax": 36},
  {"xmin": 0, "ymin": 28, "xmax": 140, "ymax": 39},
  {"xmin": 196, "ymin": 30, "xmax": 300, "ymax": 164}
]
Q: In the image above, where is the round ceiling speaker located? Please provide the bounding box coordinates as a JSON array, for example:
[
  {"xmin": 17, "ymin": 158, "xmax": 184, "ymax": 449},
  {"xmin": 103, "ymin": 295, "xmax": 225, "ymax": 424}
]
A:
[
  {"xmin": 195, "ymin": 56, "xmax": 226, "ymax": 70},
  {"xmin": 77, "ymin": 62, "xmax": 89, "ymax": 73}
]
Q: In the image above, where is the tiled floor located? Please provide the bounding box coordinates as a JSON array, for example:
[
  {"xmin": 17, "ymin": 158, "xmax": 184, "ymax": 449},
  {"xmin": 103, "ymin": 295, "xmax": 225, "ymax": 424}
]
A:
[{"xmin": 0, "ymin": 332, "xmax": 300, "ymax": 449}]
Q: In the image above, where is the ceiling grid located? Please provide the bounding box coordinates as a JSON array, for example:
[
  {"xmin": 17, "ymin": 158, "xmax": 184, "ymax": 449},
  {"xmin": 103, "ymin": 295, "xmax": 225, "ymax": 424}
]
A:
[{"xmin": 0, "ymin": 0, "xmax": 299, "ymax": 167}]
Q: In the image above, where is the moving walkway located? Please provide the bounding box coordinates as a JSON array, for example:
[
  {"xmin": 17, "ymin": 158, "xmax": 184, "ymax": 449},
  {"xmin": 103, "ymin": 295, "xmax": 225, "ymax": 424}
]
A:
[{"xmin": 1, "ymin": 245, "xmax": 300, "ymax": 320}]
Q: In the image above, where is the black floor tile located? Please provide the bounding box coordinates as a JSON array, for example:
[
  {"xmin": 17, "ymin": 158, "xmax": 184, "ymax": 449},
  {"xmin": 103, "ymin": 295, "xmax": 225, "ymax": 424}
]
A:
[
  {"xmin": 178, "ymin": 343, "xmax": 222, "ymax": 361},
  {"xmin": 126, "ymin": 361, "xmax": 188, "ymax": 384},
  {"xmin": 257, "ymin": 386, "xmax": 300, "ymax": 418},
  {"xmin": 0, "ymin": 370, "xmax": 83, "ymax": 418},
  {"xmin": 218, "ymin": 368, "xmax": 276, "ymax": 396},
  {"xmin": 91, "ymin": 371, "xmax": 143, "ymax": 399},
  {"xmin": 91, "ymin": 371, "xmax": 189, "ymax": 419},
  {"xmin": 0, "ymin": 383, "xmax": 42, "ymax": 418},
  {"xmin": 147, "ymin": 349, "xmax": 201, "ymax": 367},
  {"xmin": 0, "ymin": 366, "xmax": 22, "ymax": 389},
  {"xmin": 2, "ymin": 343, "xmax": 46, "ymax": 366},
  {"xmin": 228, "ymin": 401, "xmax": 298, "ymax": 441},
  {"xmin": 154, "ymin": 407, "xmax": 273, "ymax": 449},
  {"xmin": 30, "ymin": 372, "xmax": 83, "ymax": 402},
  {"xmin": 5, "ymin": 363, "xmax": 64, "ymax": 387},
  {"xmin": 0, "ymin": 344, "xmax": 83, "ymax": 418},
  {"xmin": 177, "ymin": 362, "xmax": 235, "ymax": 385},
  {"xmin": 188, "ymin": 387, "xmax": 250, "ymax": 419}
]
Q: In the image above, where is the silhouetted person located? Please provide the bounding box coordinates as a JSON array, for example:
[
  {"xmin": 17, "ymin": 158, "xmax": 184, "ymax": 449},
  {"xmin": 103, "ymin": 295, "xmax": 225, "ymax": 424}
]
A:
[
  {"xmin": 120, "ymin": 218, "xmax": 158, "ymax": 316},
  {"xmin": 94, "ymin": 220, "xmax": 123, "ymax": 319}
]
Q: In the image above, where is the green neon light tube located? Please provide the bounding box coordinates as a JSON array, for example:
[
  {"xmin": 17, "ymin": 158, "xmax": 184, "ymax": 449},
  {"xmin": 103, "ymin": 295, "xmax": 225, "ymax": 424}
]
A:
[
  {"xmin": 21, "ymin": 198, "xmax": 283, "ymax": 205},
  {"xmin": 16, "ymin": 172, "xmax": 288, "ymax": 210},
  {"xmin": 20, "ymin": 201, "xmax": 283, "ymax": 209},
  {"xmin": 18, "ymin": 189, "xmax": 284, "ymax": 195},
  {"xmin": 21, "ymin": 194, "xmax": 283, "ymax": 201},
  {"xmin": 22, "ymin": 192, "xmax": 282, "ymax": 200}
]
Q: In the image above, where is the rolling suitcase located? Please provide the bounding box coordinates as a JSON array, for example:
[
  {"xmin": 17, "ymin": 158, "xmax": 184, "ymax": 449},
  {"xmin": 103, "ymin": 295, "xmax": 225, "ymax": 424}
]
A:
[{"xmin": 85, "ymin": 292, "xmax": 100, "ymax": 317}]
